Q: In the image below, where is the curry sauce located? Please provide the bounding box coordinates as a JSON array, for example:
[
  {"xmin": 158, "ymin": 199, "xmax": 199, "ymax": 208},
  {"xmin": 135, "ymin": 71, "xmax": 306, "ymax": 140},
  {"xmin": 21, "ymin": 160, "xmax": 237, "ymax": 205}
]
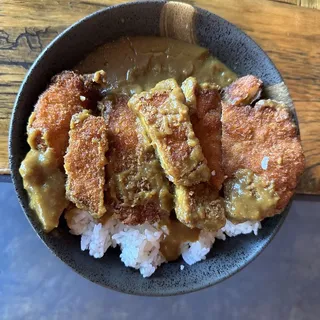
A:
[
  {"xmin": 19, "ymin": 148, "xmax": 69, "ymax": 232},
  {"xmin": 224, "ymin": 169, "xmax": 280, "ymax": 223},
  {"xmin": 76, "ymin": 36, "xmax": 237, "ymax": 94},
  {"xmin": 160, "ymin": 219, "xmax": 200, "ymax": 261}
]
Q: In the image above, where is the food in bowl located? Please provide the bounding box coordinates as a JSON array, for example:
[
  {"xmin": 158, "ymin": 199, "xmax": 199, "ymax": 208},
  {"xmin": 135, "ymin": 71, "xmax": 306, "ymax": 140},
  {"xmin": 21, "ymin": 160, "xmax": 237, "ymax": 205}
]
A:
[{"xmin": 19, "ymin": 36, "xmax": 305, "ymax": 277}]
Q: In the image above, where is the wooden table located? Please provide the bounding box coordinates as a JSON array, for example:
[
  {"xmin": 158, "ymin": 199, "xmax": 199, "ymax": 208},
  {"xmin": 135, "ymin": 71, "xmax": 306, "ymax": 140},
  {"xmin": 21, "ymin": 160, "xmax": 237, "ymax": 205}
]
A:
[{"xmin": 1, "ymin": 0, "xmax": 320, "ymax": 194}]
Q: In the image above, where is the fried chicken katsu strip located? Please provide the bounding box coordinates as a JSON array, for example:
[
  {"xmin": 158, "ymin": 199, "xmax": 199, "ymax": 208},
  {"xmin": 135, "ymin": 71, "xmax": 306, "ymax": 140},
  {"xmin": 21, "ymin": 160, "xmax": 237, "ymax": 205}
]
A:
[
  {"xmin": 20, "ymin": 71, "xmax": 100, "ymax": 232},
  {"xmin": 101, "ymin": 95, "xmax": 172, "ymax": 225},
  {"xmin": 222, "ymin": 75, "xmax": 262, "ymax": 107},
  {"xmin": 128, "ymin": 79, "xmax": 210, "ymax": 187},
  {"xmin": 64, "ymin": 110, "xmax": 108, "ymax": 218},
  {"xmin": 174, "ymin": 78, "xmax": 226, "ymax": 231},
  {"xmin": 27, "ymin": 71, "xmax": 100, "ymax": 166},
  {"xmin": 222, "ymin": 78, "xmax": 305, "ymax": 222},
  {"xmin": 182, "ymin": 77, "xmax": 224, "ymax": 190},
  {"xmin": 175, "ymin": 183, "xmax": 226, "ymax": 231}
]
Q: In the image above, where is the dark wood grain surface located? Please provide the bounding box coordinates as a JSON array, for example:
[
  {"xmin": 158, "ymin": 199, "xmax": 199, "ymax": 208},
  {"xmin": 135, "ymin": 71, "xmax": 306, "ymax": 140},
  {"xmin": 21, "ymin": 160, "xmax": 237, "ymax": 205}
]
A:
[{"xmin": 1, "ymin": 0, "xmax": 320, "ymax": 194}]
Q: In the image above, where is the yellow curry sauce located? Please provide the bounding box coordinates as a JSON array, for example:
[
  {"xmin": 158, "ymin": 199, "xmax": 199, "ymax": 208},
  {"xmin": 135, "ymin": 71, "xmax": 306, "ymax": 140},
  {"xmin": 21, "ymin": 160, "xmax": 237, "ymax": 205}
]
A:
[
  {"xmin": 159, "ymin": 219, "xmax": 200, "ymax": 261},
  {"xmin": 76, "ymin": 36, "xmax": 237, "ymax": 94},
  {"xmin": 19, "ymin": 148, "xmax": 69, "ymax": 231},
  {"xmin": 224, "ymin": 169, "xmax": 280, "ymax": 223}
]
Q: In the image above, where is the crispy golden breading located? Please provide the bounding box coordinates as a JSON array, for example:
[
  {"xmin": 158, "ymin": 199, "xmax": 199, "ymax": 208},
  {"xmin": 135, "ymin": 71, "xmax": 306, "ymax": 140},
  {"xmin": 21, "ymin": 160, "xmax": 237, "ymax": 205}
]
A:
[
  {"xmin": 102, "ymin": 95, "xmax": 172, "ymax": 225},
  {"xmin": 175, "ymin": 183, "xmax": 226, "ymax": 231},
  {"xmin": 27, "ymin": 71, "xmax": 100, "ymax": 166},
  {"xmin": 109, "ymin": 202, "xmax": 168, "ymax": 225},
  {"xmin": 222, "ymin": 99, "xmax": 305, "ymax": 218},
  {"xmin": 103, "ymin": 95, "xmax": 142, "ymax": 175},
  {"xmin": 64, "ymin": 110, "xmax": 108, "ymax": 218},
  {"xmin": 182, "ymin": 77, "xmax": 224, "ymax": 190},
  {"xmin": 128, "ymin": 79, "xmax": 210, "ymax": 186},
  {"xmin": 181, "ymin": 77, "xmax": 199, "ymax": 114},
  {"xmin": 222, "ymin": 75, "xmax": 262, "ymax": 106}
]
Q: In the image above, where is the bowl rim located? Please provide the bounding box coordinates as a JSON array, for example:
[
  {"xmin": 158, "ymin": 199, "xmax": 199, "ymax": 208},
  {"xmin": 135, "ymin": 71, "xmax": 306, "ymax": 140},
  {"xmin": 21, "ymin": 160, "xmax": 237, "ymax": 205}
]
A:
[{"xmin": 9, "ymin": 0, "xmax": 292, "ymax": 296}]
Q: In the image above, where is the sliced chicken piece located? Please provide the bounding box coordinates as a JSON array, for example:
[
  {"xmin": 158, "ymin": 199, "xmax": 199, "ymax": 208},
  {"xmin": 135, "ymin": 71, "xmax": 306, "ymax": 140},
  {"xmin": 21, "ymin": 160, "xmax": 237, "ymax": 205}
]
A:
[
  {"xmin": 222, "ymin": 75, "xmax": 262, "ymax": 107},
  {"xmin": 128, "ymin": 78, "xmax": 210, "ymax": 187},
  {"xmin": 182, "ymin": 77, "xmax": 224, "ymax": 190},
  {"xmin": 64, "ymin": 110, "xmax": 108, "ymax": 218},
  {"xmin": 175, "ymin": 183, "xmax": 226, "ymax": 231},
  {"xmin": 101, "ymin": 95, "xmax": 172, "ymax": 225}
]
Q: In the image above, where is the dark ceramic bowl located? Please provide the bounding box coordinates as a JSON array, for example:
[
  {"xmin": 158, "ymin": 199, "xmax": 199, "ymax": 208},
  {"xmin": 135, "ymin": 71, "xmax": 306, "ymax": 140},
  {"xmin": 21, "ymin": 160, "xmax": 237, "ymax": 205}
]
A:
[{"xmin": 9, "ymin": 1, "xmax": 295, "ymax": 296}]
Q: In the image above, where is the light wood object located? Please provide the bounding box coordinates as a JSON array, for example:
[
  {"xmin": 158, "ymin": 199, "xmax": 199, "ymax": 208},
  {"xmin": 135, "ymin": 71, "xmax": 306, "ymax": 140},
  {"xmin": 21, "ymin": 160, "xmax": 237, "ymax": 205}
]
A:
[{"xmin": 1, "ymin": 0, "xmax": 319, "ymax": 193}]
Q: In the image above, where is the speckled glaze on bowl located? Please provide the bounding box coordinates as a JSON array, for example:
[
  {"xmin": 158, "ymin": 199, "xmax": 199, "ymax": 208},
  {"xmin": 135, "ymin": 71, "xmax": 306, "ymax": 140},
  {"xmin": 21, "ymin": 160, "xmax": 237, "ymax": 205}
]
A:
[{"xmin": 9, "ymin": 1, "xmax": 295, "ymax": 296}]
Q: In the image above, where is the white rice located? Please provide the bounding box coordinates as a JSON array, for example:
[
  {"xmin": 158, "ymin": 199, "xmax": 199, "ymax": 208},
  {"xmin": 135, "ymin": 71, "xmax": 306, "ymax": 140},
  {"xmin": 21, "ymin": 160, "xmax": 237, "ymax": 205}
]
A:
[
  {"xmin": 80, "ymin": 221, "xmax": 95, "ymax": 252},
  {"xmin": 222, "ymin": 219, "xmax": 261, "ymax": 237},
  {"xmin": 181, "ymin": 230, "xmax": 216, "ymax": 265},
  {"xmin": 80, "ymin": 218, "xmax": 119, "ymax": 258},
  {"xmin": 65, "ymin": 208, "xmax": 92, "ymax": 235},
  {"xmin": 67, "ymin": 210, "xmax": 261, "ymax": 277},
  {"xmin": 112, "ymin": 224, "xmax": 165, "ymax": 278}
]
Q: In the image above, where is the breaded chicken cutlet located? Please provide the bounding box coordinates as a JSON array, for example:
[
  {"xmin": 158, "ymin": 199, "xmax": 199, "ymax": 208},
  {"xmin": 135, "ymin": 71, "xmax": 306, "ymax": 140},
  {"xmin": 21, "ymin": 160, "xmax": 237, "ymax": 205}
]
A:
[
  {"xmin": 64, "ymin": 110, "xmax": 108, "ymax": 218},
  {"xmin": 128, "ymin": 78, "xmax": 211, "ymax": 186},
  {"xmin": 101, "ymin": 95, "xmax": 172, "ymax": 225},
  {"xmin": 176, "ymin": 78, "xmax": 226, "ymax": 231},
  {"xmin": 182, "ymin": 77, "xmax": 224, "ymax": 190},
  {"xmin": 222, "ymin": 76, "xmax": 305, "ymax": 222},
  {"xmin": 175, "ymin": 183, "xmax": 226, "ymax": 231},
  {"xmin": 27, "ymin": 71, "xmax": 100, "ymax": 166}
]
